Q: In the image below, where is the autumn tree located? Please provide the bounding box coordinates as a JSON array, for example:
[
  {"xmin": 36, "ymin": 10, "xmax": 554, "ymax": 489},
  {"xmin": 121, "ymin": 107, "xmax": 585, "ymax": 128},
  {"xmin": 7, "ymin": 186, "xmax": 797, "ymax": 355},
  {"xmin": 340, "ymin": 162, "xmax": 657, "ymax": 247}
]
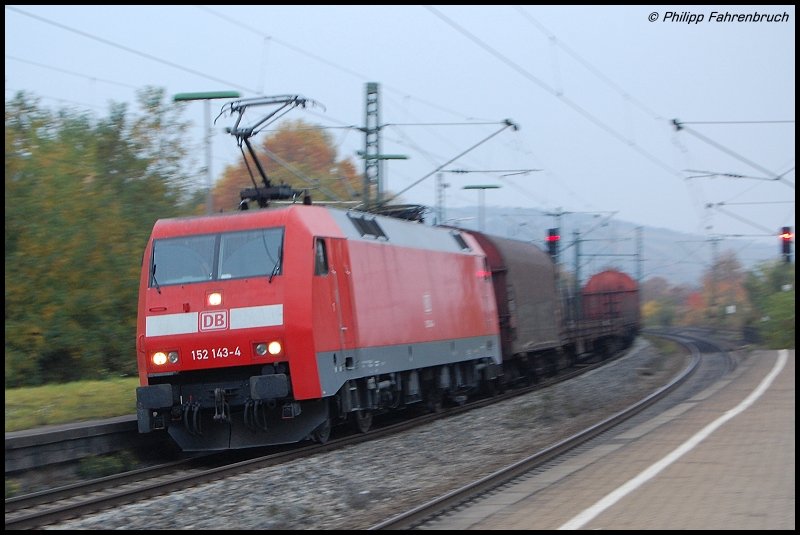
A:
[
  {"xmin": 679, "ymin": 290, "xmax": 707, "ymax": 327},
  {"xmin": 701, "ymin": 250, "xmax": 750, "ymax": 329},
  {"xmin": 212, "ymin": 119, "xmax": 361, "ymax": 211},
  {"xmin": 641, "ymin": 276, "xmax": 672, "ymax": 303},
  {"xmin": 640, "ymin": 276, "xmax": 700, "ymax": 327}
]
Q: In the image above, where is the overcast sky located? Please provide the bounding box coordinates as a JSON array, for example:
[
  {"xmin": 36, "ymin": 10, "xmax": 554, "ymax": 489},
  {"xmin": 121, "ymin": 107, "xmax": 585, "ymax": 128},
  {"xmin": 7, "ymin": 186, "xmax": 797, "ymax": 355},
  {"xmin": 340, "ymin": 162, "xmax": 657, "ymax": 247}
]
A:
[{"xmin": 5, "ymin": 5, "xmax": 795, "ymax": 246}]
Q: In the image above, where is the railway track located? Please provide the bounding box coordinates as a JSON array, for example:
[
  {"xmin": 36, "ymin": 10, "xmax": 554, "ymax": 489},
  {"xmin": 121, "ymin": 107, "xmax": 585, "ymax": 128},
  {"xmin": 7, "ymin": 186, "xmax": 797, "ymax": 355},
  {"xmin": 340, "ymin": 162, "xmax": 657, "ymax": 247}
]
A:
[
  {"xmin": 368, "ymin": 329, "xmax": 738, "ymax": 529},
  {"xmin": 5, "ymin": 346, "xmax": 635, "ymax": 530}
]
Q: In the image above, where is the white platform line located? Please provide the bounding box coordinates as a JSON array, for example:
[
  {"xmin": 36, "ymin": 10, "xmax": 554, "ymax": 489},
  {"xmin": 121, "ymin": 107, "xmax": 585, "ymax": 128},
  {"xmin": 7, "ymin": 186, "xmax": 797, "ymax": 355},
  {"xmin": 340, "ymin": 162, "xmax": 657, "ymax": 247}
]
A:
[{"xmin": 559, "ymin": 349, "xmax": 788, "ymax": 530}]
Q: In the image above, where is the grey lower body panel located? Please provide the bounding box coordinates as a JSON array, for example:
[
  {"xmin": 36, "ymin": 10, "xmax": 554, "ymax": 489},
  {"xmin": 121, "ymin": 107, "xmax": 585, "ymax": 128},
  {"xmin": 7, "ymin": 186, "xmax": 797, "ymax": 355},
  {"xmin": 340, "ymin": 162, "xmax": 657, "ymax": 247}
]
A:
[{"xmin": 315, "ymin": 335, "xmax": 501, "ymax": 398}]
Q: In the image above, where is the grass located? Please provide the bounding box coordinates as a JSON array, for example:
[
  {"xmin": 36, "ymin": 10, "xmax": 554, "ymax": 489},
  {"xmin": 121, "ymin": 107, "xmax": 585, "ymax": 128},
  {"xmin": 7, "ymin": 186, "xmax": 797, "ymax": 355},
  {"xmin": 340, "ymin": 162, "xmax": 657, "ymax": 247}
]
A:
[{"xmin": 4, "ymin": 377, "xmax": 139, "ymax": 433}]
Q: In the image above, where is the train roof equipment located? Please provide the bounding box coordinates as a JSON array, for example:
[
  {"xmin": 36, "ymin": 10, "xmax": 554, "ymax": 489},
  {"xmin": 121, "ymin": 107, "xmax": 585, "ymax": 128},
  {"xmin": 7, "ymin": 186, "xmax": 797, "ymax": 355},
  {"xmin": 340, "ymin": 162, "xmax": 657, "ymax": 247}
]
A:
[{"xmin": 216, "ymin": 95, "xmax": 325, "ymax": 209}]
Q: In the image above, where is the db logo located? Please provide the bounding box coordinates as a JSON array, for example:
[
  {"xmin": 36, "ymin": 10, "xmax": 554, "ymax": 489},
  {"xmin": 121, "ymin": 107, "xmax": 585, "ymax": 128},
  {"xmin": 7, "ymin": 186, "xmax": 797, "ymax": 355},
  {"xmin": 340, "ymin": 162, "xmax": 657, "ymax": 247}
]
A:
[{"xmin": 199, "ymin": 310, "xmax": 228, "ymax": 331}]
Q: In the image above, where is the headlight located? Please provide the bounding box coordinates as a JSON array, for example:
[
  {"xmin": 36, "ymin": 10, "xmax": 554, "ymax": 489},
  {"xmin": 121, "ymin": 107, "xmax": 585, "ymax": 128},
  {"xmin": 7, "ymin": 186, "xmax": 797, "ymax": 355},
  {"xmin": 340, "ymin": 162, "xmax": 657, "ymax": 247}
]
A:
[
  {"xmin": 152, "ymin": 351, "xmax": 179, "ymax": 366},
  {"xmin": 255, "ymin": 341, "xmax": 283, "ymax": 356}
]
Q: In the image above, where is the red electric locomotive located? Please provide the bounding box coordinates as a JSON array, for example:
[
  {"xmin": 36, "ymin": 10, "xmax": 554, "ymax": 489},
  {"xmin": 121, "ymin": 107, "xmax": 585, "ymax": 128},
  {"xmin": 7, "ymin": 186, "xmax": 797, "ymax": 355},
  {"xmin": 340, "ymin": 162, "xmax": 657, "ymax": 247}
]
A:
[
  {"xmin": 136, "ymin": 204, "xmax": 502, "ymax": 450},
  {"xmin": 135, "ymin": 94, "xmax": 639, "ymax": 451}
]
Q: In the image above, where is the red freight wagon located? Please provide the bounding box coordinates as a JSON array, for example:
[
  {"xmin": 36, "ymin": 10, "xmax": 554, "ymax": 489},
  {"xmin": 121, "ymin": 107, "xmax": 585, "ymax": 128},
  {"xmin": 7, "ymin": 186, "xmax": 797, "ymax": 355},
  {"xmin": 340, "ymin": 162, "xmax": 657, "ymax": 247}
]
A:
[{"xmin": 582, "ymin": 268, "xmax": 640, "ymax": 325}]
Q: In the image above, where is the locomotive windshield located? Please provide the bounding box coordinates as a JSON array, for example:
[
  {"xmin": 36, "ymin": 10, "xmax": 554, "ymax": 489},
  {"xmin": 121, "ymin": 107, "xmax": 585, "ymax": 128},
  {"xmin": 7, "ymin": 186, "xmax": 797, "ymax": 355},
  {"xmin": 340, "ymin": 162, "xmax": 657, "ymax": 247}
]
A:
[{"xmin": 150, "ymin": 228, "xmax": 284, "ymax": 286}]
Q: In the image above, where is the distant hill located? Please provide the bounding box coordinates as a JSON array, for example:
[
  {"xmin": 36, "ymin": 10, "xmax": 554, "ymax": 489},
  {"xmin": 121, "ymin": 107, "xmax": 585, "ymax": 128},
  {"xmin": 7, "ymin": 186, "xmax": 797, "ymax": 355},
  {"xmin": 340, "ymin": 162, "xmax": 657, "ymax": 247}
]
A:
[{"xmin": 438, "ymin": 206, "xmax": 780, "ymax": 287}]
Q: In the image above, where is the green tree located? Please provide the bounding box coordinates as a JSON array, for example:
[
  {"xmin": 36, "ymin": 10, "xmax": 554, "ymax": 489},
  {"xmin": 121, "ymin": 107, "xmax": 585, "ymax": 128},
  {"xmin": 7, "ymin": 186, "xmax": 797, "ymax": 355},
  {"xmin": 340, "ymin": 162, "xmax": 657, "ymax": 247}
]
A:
[
  {"xmin": 743, "ymin": 261, "xmax": 795, "ymax": 348},
  {"xmin": 5, "ymin": 88, "xmax": 194, "ymax": 387}
]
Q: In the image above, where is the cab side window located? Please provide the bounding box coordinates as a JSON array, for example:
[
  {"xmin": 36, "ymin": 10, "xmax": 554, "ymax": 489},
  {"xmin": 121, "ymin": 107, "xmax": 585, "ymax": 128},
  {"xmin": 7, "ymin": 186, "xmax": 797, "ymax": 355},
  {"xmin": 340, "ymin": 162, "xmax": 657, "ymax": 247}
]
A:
[{"xmin": 314, "ymin": 238, "xmax": 329, "ymax": 275}]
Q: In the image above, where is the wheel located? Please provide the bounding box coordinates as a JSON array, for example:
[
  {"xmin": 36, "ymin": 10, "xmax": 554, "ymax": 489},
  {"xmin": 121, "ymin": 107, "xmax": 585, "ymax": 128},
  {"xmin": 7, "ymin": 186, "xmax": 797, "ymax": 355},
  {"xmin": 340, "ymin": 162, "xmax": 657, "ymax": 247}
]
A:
[
  {"xmin": 482, "ymin": 376, "xmax": 502, "ymax": 397},
  {"xmin": 352, "ymin": 409, "xmax": 373, "ymax": 433},
  {"xmin": 425, "ymin": 389, "xmax": 444, "ymax": 413},
  {"xmin": 312, "ymin": 418, "xmax": 331, "ymax": 444}
]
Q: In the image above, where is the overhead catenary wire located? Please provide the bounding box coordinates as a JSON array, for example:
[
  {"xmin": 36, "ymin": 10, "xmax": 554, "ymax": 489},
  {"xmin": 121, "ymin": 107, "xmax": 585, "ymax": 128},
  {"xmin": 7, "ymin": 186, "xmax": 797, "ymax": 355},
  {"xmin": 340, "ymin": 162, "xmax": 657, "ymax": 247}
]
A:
[
  {"xmin": 673, "ymin": 120, "xmax": 795, "ymax": 189},
  {"xmin": 196, "ymin": 5, "xmax": 494, "ymax": 123},
  {"xmin": 6, "ymin": 5, "xmax": 792, "ymax": 269},
  {"xmin": 6, "ymin": 54, "xmax": 140, "ymax": 90},
  {"xmin": 7, "ymin": 6, "xmax": 260, "ymax": 95},
  {"xmin": 381, "ymin": 120, "xmax": 519, "ymax": 204},
  {"xmin": 427, "ymin": 5, "xmax": 793, "ymax": 249},
  {"xmin": 425, "ymin": 5, "xmax": 684, "ymax": 182}
]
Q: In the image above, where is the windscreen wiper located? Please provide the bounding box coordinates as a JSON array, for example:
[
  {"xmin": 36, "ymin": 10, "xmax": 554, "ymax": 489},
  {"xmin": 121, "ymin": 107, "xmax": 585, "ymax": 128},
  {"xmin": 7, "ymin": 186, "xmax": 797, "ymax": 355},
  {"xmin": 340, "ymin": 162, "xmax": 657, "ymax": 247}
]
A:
[
  {"xmin": 152, "ymin": 263, "xmax": 161, "ymax": 294},
  {"xmin": 269, "ymin": 245, "xmax": 283, "ymax": 284}
]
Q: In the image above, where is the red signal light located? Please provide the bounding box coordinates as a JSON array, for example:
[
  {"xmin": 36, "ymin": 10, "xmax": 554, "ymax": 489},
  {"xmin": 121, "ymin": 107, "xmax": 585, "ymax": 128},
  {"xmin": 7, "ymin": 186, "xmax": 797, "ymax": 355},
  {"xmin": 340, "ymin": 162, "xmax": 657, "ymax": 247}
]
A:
[
  {"xmin": 546, "ymin": 228, "xmax": 560, "ymax": 258},
  {"xmin": 780, "ymin": 226, "xmax": 792, "ymax": 263}
]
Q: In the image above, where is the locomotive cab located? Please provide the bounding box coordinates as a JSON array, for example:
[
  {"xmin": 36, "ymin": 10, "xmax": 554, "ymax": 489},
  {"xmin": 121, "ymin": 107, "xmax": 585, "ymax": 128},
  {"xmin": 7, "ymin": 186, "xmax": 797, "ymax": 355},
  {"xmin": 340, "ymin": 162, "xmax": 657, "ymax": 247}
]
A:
[{"xmin": 136, "ymin": 207, "xmax": 333, "ymax": 450}]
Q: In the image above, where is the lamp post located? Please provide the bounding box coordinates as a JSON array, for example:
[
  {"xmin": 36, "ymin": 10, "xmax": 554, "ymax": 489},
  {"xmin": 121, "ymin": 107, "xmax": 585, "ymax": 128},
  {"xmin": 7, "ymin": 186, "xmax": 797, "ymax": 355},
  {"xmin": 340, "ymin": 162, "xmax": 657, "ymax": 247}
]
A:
[
  {"xmin": 357, "ymin": 151, "xmax": 408, "ymax": 207},
  {"xmin": 173, "ymin": 91, "xmax": 241, "ymax": 214},
  {"xmin": 463, "ymin": 184, "xmax": 501, "ymax": 231},
  {"xmin": 443, "ymin": 168, "xmax": 539, "ymax": 228},
  {"xmin": 436, "ymin": 172, "xmax": 450, "ymax": 224}
]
